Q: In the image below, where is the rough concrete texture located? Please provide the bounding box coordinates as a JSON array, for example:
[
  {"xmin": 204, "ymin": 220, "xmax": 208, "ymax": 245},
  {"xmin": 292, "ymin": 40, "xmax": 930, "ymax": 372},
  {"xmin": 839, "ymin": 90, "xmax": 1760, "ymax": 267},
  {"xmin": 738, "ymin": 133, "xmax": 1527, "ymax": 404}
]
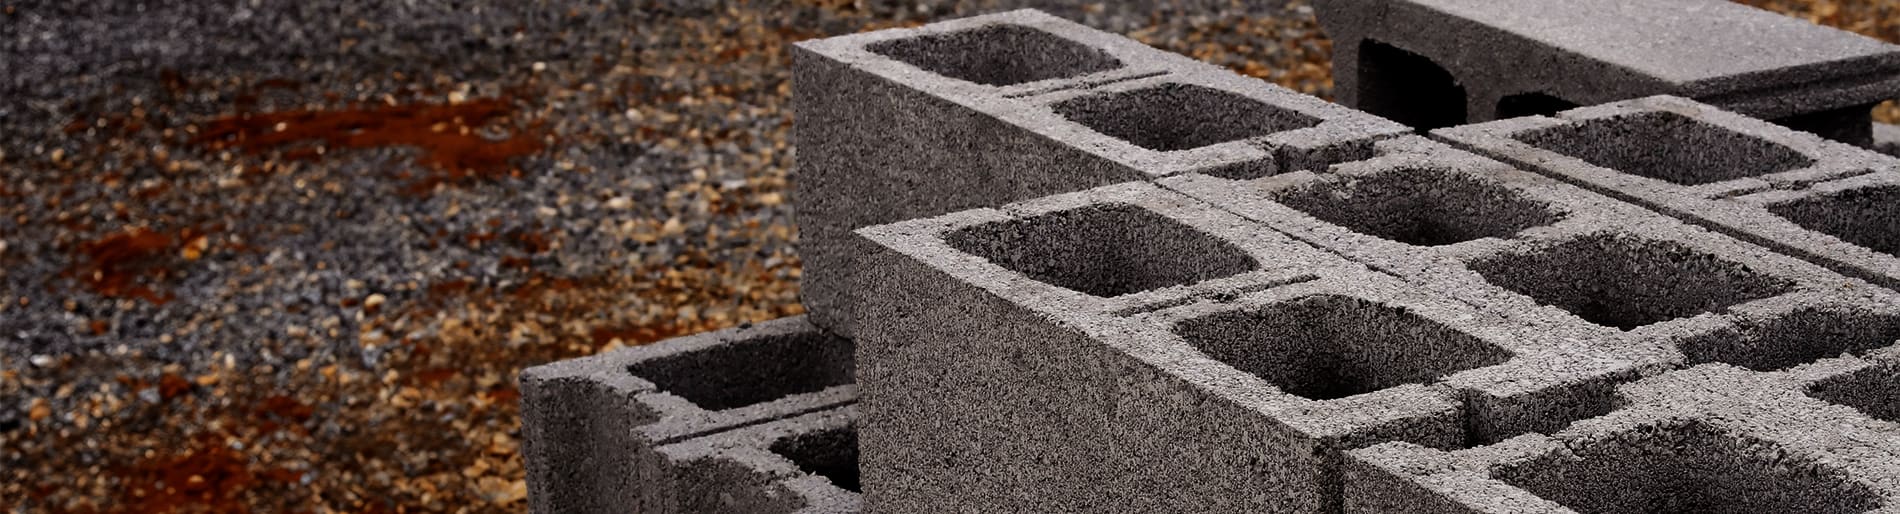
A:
[
  {"xmin": 1310, "ymin": 0, "xmax": 1900, "ymax": 142},
  {"xmin": 1434, "ymin": 95, "xmax": 1900, "ymax": 295},
  {"xmin": 1344, "ymin": 346, "xmax": 1900, "ymax": 513},
  {"xmin": 791, "ymin": 9, "xmax": 1408, "ymax": 338},
  {"xmin": 844, "ymin": 181, "xmax": 1660, "ymax": 513},
  {"xmin": 518, "ymin": 315, "xmax": 856, "ymax": 514},
  {"xmin": 652, "ymin": 406, "xmax": 861, "ymax": 514}
]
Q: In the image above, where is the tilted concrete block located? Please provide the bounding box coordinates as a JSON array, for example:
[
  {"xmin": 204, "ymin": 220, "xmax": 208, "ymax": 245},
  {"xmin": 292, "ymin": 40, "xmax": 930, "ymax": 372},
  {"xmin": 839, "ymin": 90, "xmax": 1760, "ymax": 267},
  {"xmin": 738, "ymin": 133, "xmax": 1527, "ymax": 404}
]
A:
[
  {"xmin": 1433, "ymin": 95, "xmax": 1900, "ymax": 294},
  {"xmin": 519, "ymin": 316, "xmax": 855, "ymax": 514},
  {"xmin": 653, "ymin": 406, "xmax": 862, "ymax": 514},
  {"xmin": 791, "ymin": 9, "xmax": 1407, "ymax": 339},
  {"xmin": 1311, "ymin": 0, "xmax": 1900, "ymax": 144},
  {"xmin": 845, "ymin": 181, "xmax": 1647, "ymax": 513},
  {"xmin": 1344, "ymin": 348, "xmax": 1900, "ymax": 513}
]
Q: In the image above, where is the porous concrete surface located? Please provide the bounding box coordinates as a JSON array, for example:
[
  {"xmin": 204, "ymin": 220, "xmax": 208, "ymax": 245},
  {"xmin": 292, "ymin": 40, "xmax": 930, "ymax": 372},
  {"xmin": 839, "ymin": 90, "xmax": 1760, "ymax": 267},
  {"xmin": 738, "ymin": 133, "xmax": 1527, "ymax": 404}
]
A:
[
  {"xmin": 518, "ymin": 315, "xmax": 855, "ymax": 514},
  {"xmin": 1344, "ymin": 352, "xmax": 1900, "ymax": 513},
  {"xmin": 653, "ymin": 405, "xmax": 861, "ymax": 514},
  {"xmin": 791, "ymin": 8, "xmax": 1408, "ymax": 338},
  {"xmin": 0, "ymin": 1, "xmax": 1347, "ymax": 510},
  {"xmin": 1435, "ymin": 95, "xmax": 1900, "ymax": 295},
  {"xmin": 1310, "ymin": 0, "xmax": 1900, "ymax": 135},
  {"xmin": 845, "ymin": 181, "xmax": 1659, "ymax": 513}
]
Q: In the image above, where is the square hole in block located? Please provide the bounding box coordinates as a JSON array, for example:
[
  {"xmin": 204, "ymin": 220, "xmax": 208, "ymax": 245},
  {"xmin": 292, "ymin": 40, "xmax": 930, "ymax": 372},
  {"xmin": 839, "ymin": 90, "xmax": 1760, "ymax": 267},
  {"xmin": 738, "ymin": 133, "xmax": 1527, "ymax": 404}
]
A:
[
  {"xmin": 1515, "ymin": 111, "xmax": 1816, "ymax": 185},
  {"xmin": 1051, "ymin": 83, "xmax": 1322, "ymax": 152},
  {"xmin": 1275, "ymin": 167, "xmax": 1562, "ymax": 246},
  {"xmin": 1171, "ymin": 295, "xmax": 1512, "ymax": 400},
  {"xmin": 628, "ymin": 331, "xmax": 854, "ymax": 411},
  {"xmin": 1808, "ymin": 364, "xmax": 1900, "ymax": 424},
  {"xmin": 865, "ymin": 24, "xmax": 1123, "ymax": 87},
  {"xmin": 769, "ymin": 427, "xmax": 860, "ymax": 493},
  {"xmin": 1493, "ymin": 421, "xmax": 1883, "ymax": 514},
  {"xmin": 1679, "ymin": 308, "xmax": 1900, "ymax": 371},
  {"xmin": 1768, "ymin": 185, "xmax": 1900, "ymax": 256},
  {"xmin": 1468, "ymin": 234, "xmax": 1792, "ymax": 330},
  {"xmin": 945, "ymin": 203, "xmax": 1258, "ymax": 297}
]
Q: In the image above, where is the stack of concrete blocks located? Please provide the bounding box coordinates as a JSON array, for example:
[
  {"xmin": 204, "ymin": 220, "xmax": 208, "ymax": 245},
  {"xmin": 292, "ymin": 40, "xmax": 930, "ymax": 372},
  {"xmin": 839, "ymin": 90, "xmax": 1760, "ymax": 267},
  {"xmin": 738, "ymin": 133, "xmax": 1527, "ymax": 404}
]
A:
[
  {"xmin": 518, "ymin": 316, "xmax": 860, "ymax": 513},
  {"xmin": 1309, "ymin": 0, "xmax": 1900, "ymax": 151},
  {"xmin": 519, "ymin": 5, "xmax": 1900, "ymax": 513}
]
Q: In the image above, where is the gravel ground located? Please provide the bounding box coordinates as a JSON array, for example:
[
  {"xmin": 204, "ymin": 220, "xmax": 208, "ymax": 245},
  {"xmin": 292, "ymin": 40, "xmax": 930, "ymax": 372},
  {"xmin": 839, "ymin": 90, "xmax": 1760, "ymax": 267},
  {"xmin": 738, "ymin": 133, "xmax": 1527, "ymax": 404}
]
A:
[{"xmin": 1, "ymin": 0, "xmax": 1893, "ymax": 512}]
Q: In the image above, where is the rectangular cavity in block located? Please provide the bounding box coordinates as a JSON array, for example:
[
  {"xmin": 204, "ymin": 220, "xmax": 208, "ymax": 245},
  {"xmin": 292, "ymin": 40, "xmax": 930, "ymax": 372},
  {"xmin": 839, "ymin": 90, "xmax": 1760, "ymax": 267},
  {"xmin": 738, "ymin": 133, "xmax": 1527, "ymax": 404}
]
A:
[
  {"xmin": 770, "ymin": 426, "xmax": 861, "ymax": 493},
  {"xmin": 1678, "ymin": 306, "xmax": 1900, "ymax": 372},
  {"xmin": 865, "ymin": 24, "xmax": 1123, "ymax": 86},
  {"xmin": 1272, "ymin": 166, "xmax": 1563, "ymax": 246},
  {"xmin": 943, "ymin": 203, "xmax": 1259, "ymax": 297},
  {"xmin": 1513, "ymin": 110, "xmax": 1815, "ymax": 186},
  {"xmin": 1050, "ymin": 83, "xmax": 1321, "ymax": 152},
  {"xmin": 1171, "ymin": 294, "xmax": 1512, "ymax": 400},
  {"xmin": 628, "ymin": 330, "xmax": 855, "ymax": 411},
  {"xmin": 1767, "ymin": 185, "xmax": 1900, "ymax": 256},
  {"xmin": 1467, "ymin": 233, "xmax": 1793, "ymax": 330},
  {"xmin": 1808, "ymin": 363, "xmax": 1900, "ymax": 424},
  {"xmin": 1490, "ymin": 420, "xmax": 1883, "ymax": 514}
]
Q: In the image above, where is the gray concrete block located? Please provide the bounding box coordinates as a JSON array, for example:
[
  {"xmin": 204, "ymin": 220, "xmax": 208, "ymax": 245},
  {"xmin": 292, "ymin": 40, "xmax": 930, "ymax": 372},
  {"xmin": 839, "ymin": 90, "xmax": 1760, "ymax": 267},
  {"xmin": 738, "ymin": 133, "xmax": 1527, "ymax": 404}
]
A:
[
  {"xmin": 845, "ymin": 181, "xmax": 1645, "ymax": 513},
  {"xmin": 1433, "ymin": 95, "xmax": 1900, "ymax": 295},
  {"xmin": 518, "ymin": 315, "xmax": 856, "ymax": 514},
  {"xmin": 791, "ymin": 9, "xmax": 1408, "ymax": 338},
  {"xmin": 1311, "ymin": 0, "xmax": 1900, "ymax": 143},
  {"xmin": 1878, "ymin": 122, "xmax": 1900, "ymax": 157},
  {"xmin": 1344, "ymin": 348, "xmax": 1900, "ymax": 513},
  {"xmin": 653, "ymin": 405, "xmax": 862, "ymax": 514}
]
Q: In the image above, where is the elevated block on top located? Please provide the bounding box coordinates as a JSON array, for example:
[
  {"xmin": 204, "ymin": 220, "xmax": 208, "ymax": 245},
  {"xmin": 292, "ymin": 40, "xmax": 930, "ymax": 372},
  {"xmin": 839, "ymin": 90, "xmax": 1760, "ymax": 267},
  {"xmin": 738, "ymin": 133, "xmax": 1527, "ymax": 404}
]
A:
[
  {"xmin": 791, "ymin": 8, "xmax": 1408, "ymax": 338},
  {"xmin": 1311, "ymin": 0, "xmax": 1900, "ymax": 144},
  {"xmin": 519, "ymin": 316, "xmax": 855, "ymax": 514}
]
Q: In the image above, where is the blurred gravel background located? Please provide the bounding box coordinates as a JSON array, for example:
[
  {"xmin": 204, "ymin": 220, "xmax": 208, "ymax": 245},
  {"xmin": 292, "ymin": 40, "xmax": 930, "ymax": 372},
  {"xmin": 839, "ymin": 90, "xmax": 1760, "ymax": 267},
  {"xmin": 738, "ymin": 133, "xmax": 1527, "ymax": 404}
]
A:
[{"xmin": 2, "ymin": 0, "xmax": 1894, "ymax": 512}]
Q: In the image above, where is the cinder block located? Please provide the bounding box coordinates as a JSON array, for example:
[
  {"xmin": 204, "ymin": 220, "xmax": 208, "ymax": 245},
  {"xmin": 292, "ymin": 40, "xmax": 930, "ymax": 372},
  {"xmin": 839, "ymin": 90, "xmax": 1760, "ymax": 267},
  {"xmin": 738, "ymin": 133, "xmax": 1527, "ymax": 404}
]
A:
[
  {"xmin": 1433, "ymin": 95, "xmax": 1900, "ymax": 293},
  {"xmin": 1163, "ymin": 135, "xmax": 1893, "ymax": 388},
  {"xmin": 1344, "ymin": 345, "xmax": 1900, "ymax": 513},
  {"xmin": 791, "ymin": 9, "xmax": 1408, "ymax": 338},
  {"xmin": 846, "ymin": 181, "xmax": 1643, "ymax": 513},
  {"xmin": 653, "ymin": 406, "xmax": 861, "ymax": 514},
  {"xmin": 1311, "ymin": 0, "xmax": 1900, "ymax": 143},
  {"xmin": 518, "ymin": 316, "xmax": 855, "ymax": 514}
]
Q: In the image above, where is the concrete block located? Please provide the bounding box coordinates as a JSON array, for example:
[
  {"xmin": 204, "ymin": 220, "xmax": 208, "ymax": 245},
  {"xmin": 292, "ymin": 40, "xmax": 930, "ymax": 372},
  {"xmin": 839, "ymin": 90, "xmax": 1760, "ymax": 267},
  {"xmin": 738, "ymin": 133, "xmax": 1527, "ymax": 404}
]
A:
[
  {"xmin": 846, "ymin": 181, "xmax": 1644, "ymax": 513},
  {"xmin": 1311, "ymin": 0, "xmax": 1900, "ymax": 142},
  {"xmin": 518, "ymin": 316, "xmax": 855, "ymax": 514},
  {"xmin": 1344, "ymin": 348, "xmax": 1900, "ymax": 513},
  {"xmin": 1878, "ymin": 122, "xmax": 1900, "ymax": 157},
  {"xmin": 653, "ymin": 406, "xmax": 861, "ymax": 514},
  {"xmin": 791, "ymin": 9, "xmax": 1408, "ymax": 338},
  {"xmin": 1433, "ymin": 95, "xmax": 1900, "ymax": 293}
]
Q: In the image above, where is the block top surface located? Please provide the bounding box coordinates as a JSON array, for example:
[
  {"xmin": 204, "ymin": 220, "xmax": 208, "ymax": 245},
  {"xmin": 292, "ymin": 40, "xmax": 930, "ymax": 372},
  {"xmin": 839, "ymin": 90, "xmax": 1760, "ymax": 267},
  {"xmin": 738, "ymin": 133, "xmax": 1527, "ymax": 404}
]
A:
[{"xmin": 1405, "ymin": 0, "xmax": 1900, "ymax": 86}]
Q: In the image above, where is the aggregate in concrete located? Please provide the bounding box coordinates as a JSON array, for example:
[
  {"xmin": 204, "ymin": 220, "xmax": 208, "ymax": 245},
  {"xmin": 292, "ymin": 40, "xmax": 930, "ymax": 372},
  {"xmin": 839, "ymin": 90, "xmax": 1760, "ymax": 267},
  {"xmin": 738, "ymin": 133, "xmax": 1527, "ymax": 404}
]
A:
[
  {"xmin": 791, "ymin": 8, "xmax": 1409, "ymax": 338},
  {"xmin": 1343, "ymin": 346, "xmax": 1900, "ymax": 513},
  {"xmin": 1432, "ymin": 95, "xmax": 1900, "ymax": 294},
  {"xmin": 1309, "ymin": 0, "xmax": 1900, "ymax": 142},
  {"xmin": 1163, "ymin": 134, "xmax": 1898, "ymax": 380},
  {"xmin": 652, "ymin": 405, "xmax": 862, "ymax": 514},
  {"xmin": 518, "ymin": 315, "xmax": 856, "ymax": 514},
  {"xmin": 844, "ymin": 181, "xmax": 1656, "ymax": 513}
]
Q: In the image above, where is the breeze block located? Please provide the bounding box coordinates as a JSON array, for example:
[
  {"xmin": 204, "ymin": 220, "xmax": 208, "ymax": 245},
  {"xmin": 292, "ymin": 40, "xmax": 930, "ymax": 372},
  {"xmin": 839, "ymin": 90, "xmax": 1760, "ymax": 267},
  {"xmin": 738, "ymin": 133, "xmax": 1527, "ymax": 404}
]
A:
[
  {"xmin": 1344, "ymin": 350, "xmax": 1900, "ymax": 513},
  {"xmin": 791, "ymin": 8, "xmax": 1409, "ymax": 339},
  {"xmin": 843, "ymin": 181, "xmax": 1659, "ymax": 513},
  {"xmin": 1310, "ymin": 0, "xmax": 1900, "ymax": 144},
  {"xmin": 518, "ymin": 315, "xmax": 856, "ymax": 514},
  {"xmin": 1434, "ymin": 95, "xmax": 1900, "ymax": 293}
]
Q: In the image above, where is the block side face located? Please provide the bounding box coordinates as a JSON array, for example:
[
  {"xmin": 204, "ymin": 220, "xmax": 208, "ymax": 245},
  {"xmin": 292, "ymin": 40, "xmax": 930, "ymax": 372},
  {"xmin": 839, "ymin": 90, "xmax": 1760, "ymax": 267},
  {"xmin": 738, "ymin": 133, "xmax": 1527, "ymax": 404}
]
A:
[
  {"xmin": 520, "ymin": 374, "xmax": 661, "ymax": 514},
  {"xmin": 942, "ymin": 202, "xmax": 1259, "ymax": 298},
  {"xmin": 1514, "ymin": 110, "xmax": 1815, "ymax": 185},
  {"xmin": 864, "ymin": 24, "xmax": 1123, "ymax": 87},
  {"xmin": 1467, "ymin": 233, "xmax": 1794, "ymax": 330},
  {"xmin": 1490, "ymin": 419, "xmax": 1884, "ymax": 514},
  {"xmin": 1171, "ymin": 294, "xmax": 1512, "ymax": 401}
]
